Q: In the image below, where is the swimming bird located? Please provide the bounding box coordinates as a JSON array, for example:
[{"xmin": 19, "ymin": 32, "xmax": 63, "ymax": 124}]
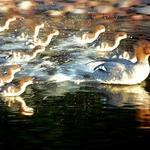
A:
[
  {"xmin": 96, "ymin": 32, "xmax": 127, "ymax": 51},
  {"xmin": 1, "ymin": 76, "xmax": 33, "ymax": 96},
  {"xmin": 0, "ymin": 16, "xmax": 17, "ymax": 32},
  {"xmin": 90, "ymin": 40, "xmax": 150, "ymax": 85},
  {"xmin": 8, "ymin": 45, "xmax": 45, "ymax": 62},
  {"xmin": 0, "ymin": 64, "xmax": 21, "ymax": 86},
  {"xmin": 33, "ymin": 23, "xmax": 45, "ymax": 43},
  {"xmin": 29, "ymin": 29, "xmax": 59, "ymax": 48},
  {"xmin": 79, "ymin": 25, "xmax": 105, "ymax": 44},
  {"xmin": 0, "ymin": 16, "xmax": 23, "ymax": 32},
  {"xmin": 16, "ymin": 23, "xmax": 44, "ymax": 42}
]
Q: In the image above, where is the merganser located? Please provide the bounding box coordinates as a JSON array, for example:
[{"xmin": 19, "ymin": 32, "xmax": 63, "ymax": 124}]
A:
[
  {"xmin": 17, "ymin": 32, "xmax": 29, "ymax": 41},
  {"xmin": 0, "ymin": 17, "xmax": 16, "ymax": 32},
  {"xmin": 96, "ymin": 32, "xmax": 127, "ymax": 51},
  {"xmin": 57, "ymin": 25, "xmax": 104, "ymax": 49},
  {"xmin": 29, "ymin": 29, "xmax": 59, "ymax": 48},
  {"xmin": 79, "ymin": 25, "xmax": 105, "ymax": 44},
  {"xmin": 1, "ymin": 76, "xmax": 33, "ymax": 96},
  {"xmin": 0, "ymin": 64, "xmax": 21, "ymax": 86},
  {"xmin": 17, "ymin": 23, "xmax": 44, "ymax": 42},
  {"xmin": 33, "ymin": 23, "xmax": 45, "ymax": 42},
  {"xmin": 91, "ymin": 40, "xmax": 150, "ymax": 85},
  {"xmin": 8, "ymin": 45, "xmax": 45, "ymax": 62}
]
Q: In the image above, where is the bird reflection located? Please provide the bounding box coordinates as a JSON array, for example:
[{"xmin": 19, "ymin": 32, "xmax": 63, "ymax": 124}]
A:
[
  {"xmin": 2, "ymin": 96, "xmax": 34, "ymax": 116},
  {"xmin": 94, "ymin": 83, "xmax": 150, "ymax": 108},
  {"xmin": 94, "ymin": 83, "xmax": 150, "ymax": 129}
]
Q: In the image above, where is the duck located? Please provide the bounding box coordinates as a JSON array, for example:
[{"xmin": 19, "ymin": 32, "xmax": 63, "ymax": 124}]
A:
[
  {"xmin": 8, "ymin": 45, "xmax": 45, "ymax": 62},
  {"xmin": 96, "ymin": 32, "xmax": 127, "ymax": 51},
  {"xmin": 29, "ymin": 29, "xmax": 59, "ymax": 48},
  {"xmin": 0, "ymin": 16, "xmax": 23, "ymax": 32},
  {"xmin": 1, "ymin": 76, "xmax": 33, "ymax": 97},
  {"xmin": 33, "ymin": 23, "xmax": 45, "ymax": 43},
  {"xmin": 79, "ymin": 24, "xmax": 105, "ymax": 44},
  {"xmin": 90, "ymin": 40, "xmax": 150, "ymax": 85},
  {"xmin": 0, "ymin": 16, "xmax": 16, "ymax": 32},
  {"xmin": 16, "ymin": 23, "xmax": 44, "ymax": 42},
  {"xmin": 0, "ymin": 64, "xmax": 21, "ymax": 86}
]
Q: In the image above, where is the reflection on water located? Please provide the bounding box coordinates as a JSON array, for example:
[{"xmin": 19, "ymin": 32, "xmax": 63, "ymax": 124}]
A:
[
  {"xmin": 94, "ymin": 83, "xmax": 150, "ymax": 108},
  {"xmin": 94, "ymin": 83, "xmax": 150, "ymax": 129},
  {"xmin": 1, "ymin": 96, "xmax": 34, "ymax": 116},
  {"xmin": 136, "ymin": 109, "xmax": 150, "ymax": 129},
  {"xmin": 35, "ymin": 79, "xmax": 150, "ymax": 130}
]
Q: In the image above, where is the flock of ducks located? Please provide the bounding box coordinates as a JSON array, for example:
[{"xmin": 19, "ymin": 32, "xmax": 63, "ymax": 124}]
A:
[
  {"xmin": 91, "ymin": 40, "xmax": 150, "ymax": 85},
  {"xmin": 8, "ymin": 45, "xmax": 46, "ymax": 62},
  {"xmin": 0, "ymin": 16, "xmax": 59, "ymax": 97},
  {"xmin": 79, "ymin": 25, "xmax": 106, "ymax": 44},
  {"xmin": 0, "ymin": 16, "xmax": 60, "ymax": 115},
  {"xmin": 96, "ymin": 31, "xmax": 127, "ymax": 51},
  {"xmin": 0, "ymin": 16, "xmax": 150, "ymax": 114}
]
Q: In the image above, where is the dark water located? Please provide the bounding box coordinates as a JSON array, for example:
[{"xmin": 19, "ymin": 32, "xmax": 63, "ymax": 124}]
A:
[
  {"xmin": 0, "ymin": 2, "xmax": 150, "ymax": 149},
  {"xmin": 0, "ymin": 83, "xmax": 150, "ymax": 149}
]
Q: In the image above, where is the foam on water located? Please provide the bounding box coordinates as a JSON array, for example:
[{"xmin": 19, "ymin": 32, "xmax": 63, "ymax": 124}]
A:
[
  {"xmin": 57, "ymin": 35, "xmax": 89, "ymax": 50},
  {"xmin": 17, "ymin": 60, "xmax": 55, "ymax": 80},
  {"xmin": 0, "ymin": 42, "xmax": 28, "ymax": 50}
]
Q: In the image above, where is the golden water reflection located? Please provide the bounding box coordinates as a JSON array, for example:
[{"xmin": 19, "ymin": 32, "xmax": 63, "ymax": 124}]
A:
[
  {"xmin": 40, "ymin": 80, "xmax": 150, "ymax": 130},
  {"xmin": 2, "ymin": 96, "xmax": 34, "ymax": 116},
  {"xmin": 95, "ymin": 83, "xmax": 150, "ymax": 129}
]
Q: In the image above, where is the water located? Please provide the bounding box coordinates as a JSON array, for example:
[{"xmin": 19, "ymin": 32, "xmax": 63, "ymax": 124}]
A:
[
  {"xmin": 0, "ymin": 83, "xmax": 150, "ymax": 149},
  {"xmin": 0, "ymin": 2, "xmax": 150, "ymax": 149}
]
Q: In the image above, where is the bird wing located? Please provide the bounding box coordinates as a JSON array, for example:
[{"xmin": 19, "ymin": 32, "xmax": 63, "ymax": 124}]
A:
[{"xmin": 94, "ymin": 61, "xmax": 127, "ymax": 73}]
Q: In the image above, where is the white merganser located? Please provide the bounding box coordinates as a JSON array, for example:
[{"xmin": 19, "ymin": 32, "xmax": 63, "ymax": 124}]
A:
[
  {"xmin": 91, "ymin": 40, "xmax": 150, "ymax": 85},
  {"xmin": 0, "ymin": 17, "xmax": 16, "ymax": 32},
  {"xmin": 36, "ymin": 29, "xmax": 59, "ymax": 47},
  {"xmin": 57, "ymin": 25, "xmax": 105, "ymax": 49},
  {"xmin": 96, "ymin": 32, "xmax": 127, "ymax": 51},
  {"xmin": 0, "ymin": 64, "xmax": 21, "ymax": 86},
  {"xmin": 8, "ymin": 45, "xmax": 45, "ymax": 62},
  {"xmin": 1, "ymin": 76, "xmax": 33, "ymax": 97},
  {"xmin": 29, "ymin": 29, "xmax": 59, "ymax": 48},
  {"xmin": 33, "ymin": 23, "xmax": 45, "ymax": 42},
  {"xmin": 17, "ymin": 23, "xmax": 44, "ymax": 42},
  {"xmin": 79, "ymin": 25, "xmax": 105, "ymax": 44}
]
